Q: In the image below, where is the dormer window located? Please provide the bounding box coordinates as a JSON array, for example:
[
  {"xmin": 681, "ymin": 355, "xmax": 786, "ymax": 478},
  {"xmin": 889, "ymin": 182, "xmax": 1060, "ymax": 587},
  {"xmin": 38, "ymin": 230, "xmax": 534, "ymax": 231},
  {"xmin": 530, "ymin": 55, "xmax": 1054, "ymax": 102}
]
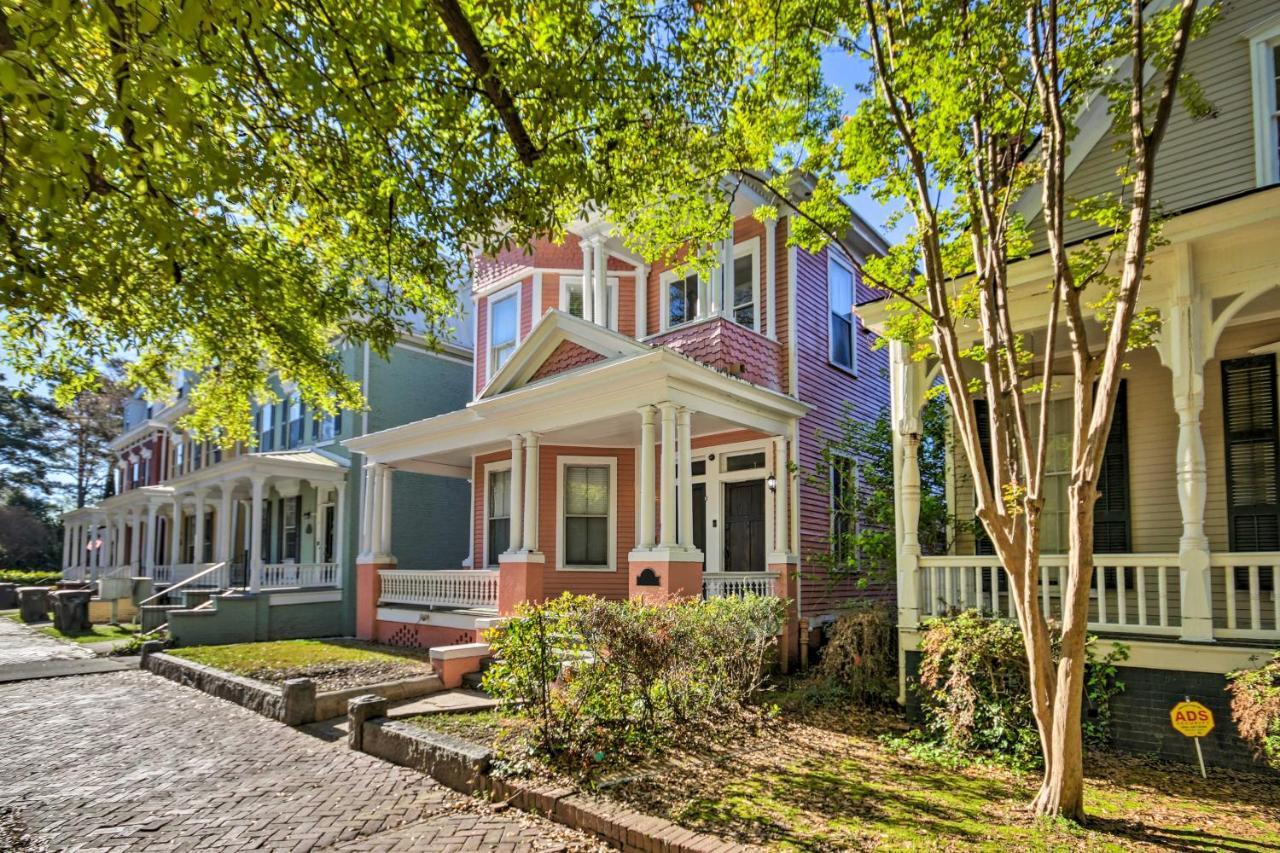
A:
[
  {"xmin": 1250, "ymin": 21, "xmax": 1280, "ymax": 186},
  {"xmin": 489, "ymin": 289, "xmax": 519, "ymax": 375}
]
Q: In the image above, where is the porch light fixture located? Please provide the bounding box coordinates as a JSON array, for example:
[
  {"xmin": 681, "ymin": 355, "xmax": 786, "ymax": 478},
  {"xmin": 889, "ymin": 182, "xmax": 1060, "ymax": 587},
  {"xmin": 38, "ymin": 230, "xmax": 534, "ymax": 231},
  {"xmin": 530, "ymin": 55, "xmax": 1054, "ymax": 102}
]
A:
[{"xmin": 766, "ymin": 473, "xmax": 778, "ymax": 493}]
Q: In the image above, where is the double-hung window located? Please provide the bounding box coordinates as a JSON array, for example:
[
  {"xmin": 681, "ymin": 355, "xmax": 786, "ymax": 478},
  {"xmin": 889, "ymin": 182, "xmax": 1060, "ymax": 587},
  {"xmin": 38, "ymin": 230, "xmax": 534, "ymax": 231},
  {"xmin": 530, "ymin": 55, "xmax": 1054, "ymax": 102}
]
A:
[
  {"xmin": 561, "ymin": 277, "xmax": 618, "ymax": 328},
  {"xmin": 286, "ymin": 395, "xmax": 305, "ymax": 448},
  {"xmin": 1250, "ymin": 24, "xmax": 1280, "ymax": 186},
  {"xmin": 828, "ymin": 257, "xmax": 857, "ymax": 372},
  {"xmin": 489, "ymin": 291, "xmax": 518, "ymax": 375},
  {"xmin": 1223, "ymin": 354, "xmax": 1280, "ymax": 552},
  {"xmin": 257, "ymin": 403, "xmax": 276, "ymax": 451},
  {"xmin": 666, "ymin": 272, "xmax": 699, "ymax": 328},
  {"xmin": 173, "ymin": 440, "xmax": 185, "ymax": 476},
  {"xmin": 486, "ymin": 468, "xmax": 511, "ymax": 566},
  {"xmin": 731, "ymin": 245, "xmax": 757, "ymax": 330},
  {"xmin": 563, "ymin": 464, "xmax": 610, "ymax": 568}
]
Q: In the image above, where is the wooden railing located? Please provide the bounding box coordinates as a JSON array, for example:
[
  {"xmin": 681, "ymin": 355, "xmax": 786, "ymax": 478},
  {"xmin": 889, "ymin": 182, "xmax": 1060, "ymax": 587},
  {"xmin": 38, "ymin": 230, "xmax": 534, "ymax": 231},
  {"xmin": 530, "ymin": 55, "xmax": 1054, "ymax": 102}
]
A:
[
  {"xmin": 914, "ymin": 552, "xmax": 1280, "ymax": 642},
  {"xmin": 262, "ymin": 562, "xmax": 342, "ymax": 589},
  {"xmin": 703, "ymin": 571, "xmax": 780, "ymax": 599},
  {"xmin": 379, "ymin": 570, "xmax": 499, "ymax": 610}
]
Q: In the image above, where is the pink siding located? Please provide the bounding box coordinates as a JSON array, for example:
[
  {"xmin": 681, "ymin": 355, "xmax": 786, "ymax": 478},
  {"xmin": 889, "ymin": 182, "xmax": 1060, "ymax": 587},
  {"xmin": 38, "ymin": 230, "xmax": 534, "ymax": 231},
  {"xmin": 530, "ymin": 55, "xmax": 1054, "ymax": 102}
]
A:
[{"xmin": 793, "ymin": 246, "xmax": 891, "ymax": 617}]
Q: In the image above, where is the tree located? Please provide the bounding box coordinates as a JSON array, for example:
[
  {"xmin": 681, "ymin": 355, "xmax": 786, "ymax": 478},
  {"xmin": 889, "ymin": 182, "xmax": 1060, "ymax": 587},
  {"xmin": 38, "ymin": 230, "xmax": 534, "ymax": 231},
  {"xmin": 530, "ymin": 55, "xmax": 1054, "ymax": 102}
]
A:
[
  {"xmin": 806, "ymin": 396, "xmax": 951, "ymax": 589},
  {"xmin": 0, "ymin": 380, "xmax": 63, "ymax": 498},
  {"xmin": 802, "ymin": 0, "xmax": 1208, "ymax": 820},
  {"xmin": 51, "ymin": 372, "xmax": 128, "ymax": 508},
  {"xmin": 1, "ymin": 0, "xmax": 833, "ymax": 439}
]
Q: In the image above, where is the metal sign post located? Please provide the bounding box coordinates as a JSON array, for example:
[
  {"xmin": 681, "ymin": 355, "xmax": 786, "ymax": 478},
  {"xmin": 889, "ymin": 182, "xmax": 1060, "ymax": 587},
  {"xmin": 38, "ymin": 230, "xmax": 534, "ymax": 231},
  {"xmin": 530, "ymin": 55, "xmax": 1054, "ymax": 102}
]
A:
[{"xmin": 1170, "ymin": 696, "xmax": 1215, "ymax": 778}]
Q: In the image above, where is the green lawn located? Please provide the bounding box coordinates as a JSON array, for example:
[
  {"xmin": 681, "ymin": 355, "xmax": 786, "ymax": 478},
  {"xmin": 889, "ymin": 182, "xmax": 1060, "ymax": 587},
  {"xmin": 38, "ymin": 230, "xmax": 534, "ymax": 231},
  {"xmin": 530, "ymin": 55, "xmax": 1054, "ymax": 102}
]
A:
[
  {"xmin": 410, "ymin": 705, "xmax": 1280, "ymax": 851},
  {"xmin": 37, "ymin": 622, "xmax": 140, "ymax": 644},
  {"xmin": 171, "ymin": 639, "xmax": 434, "ymax": 690}
]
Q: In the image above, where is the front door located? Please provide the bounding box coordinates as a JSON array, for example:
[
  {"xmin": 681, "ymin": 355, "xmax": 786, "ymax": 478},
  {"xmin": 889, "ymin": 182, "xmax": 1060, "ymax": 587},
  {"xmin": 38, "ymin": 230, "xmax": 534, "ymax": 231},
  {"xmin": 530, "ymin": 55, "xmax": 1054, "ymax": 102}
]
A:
[
  {"xmin": 723, "ymin": 481, "xmax": 765, "ymax": 572},
  {"xmin": 692, "ymin": 483, "xmax": 706, "ymax": 565}
]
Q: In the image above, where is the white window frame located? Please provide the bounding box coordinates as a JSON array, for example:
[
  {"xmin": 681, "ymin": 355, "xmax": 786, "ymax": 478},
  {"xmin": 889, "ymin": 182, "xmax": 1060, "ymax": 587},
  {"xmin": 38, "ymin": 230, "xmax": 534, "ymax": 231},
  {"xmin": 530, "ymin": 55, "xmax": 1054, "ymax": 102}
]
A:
[
  {"xmin": 487, "ymin": 285, "xmax": 522, "ymax": 379},
  {"xmin": 482, "ymin": 460, "xmax": 513, "ymax": 568},
  {"xmin": 1250, "ymin": 19, "xmax": 1280, "ymax": 187},
  {"xmin": 558, "ymin": 275, "xmax": 619, "ymax": 330},
  {"xmin": 730, "ymin": 237, "xmax": 761, "ymax": 333},
  {"xmin": 556, "ymin": 455, "xmax": 618, "ymax": 571},
  {"xmin": 660, "ymin": 268, "xmax": 703, "ymax": 332},
  {"xmin": 827, "ymin": 252, "xmax": 858, "ymax": 375}
]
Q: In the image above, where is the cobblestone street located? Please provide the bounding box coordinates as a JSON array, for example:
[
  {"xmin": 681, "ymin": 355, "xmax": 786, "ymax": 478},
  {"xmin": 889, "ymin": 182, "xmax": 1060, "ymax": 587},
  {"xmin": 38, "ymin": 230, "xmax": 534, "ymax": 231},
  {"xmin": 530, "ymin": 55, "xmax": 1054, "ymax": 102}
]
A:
[
  {"xmin": 0, "ymin": 669, "xmax": 600, "ymax": 852},
  {"xmin": 0, "ymin": 617, "xmax": 92, "ymax": 667}
]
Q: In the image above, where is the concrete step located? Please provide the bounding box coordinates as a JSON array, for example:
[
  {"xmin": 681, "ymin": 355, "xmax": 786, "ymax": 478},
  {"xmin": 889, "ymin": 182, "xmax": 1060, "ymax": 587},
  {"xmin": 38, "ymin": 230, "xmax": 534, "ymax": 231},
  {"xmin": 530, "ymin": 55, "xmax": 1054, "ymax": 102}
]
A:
[{"xmin": 139, "ymin": 604, "xmax": 183, "ymax": 633}]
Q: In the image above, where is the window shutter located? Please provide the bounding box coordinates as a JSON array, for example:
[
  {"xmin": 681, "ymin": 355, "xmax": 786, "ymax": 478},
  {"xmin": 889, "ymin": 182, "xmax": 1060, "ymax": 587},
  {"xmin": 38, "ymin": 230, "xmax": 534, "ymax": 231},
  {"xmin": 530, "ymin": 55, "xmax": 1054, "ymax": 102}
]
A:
[
  {"xmin": 973, "ymin": 400, "xmax": 996, "ymax": 556},
  {"xmin": 1093, "ymin": 382, "xmax": 1130, "ymax": 553},
  {"xmin": 1223, "ymin": 354, "xmax": 1280, "ymax": 552}
]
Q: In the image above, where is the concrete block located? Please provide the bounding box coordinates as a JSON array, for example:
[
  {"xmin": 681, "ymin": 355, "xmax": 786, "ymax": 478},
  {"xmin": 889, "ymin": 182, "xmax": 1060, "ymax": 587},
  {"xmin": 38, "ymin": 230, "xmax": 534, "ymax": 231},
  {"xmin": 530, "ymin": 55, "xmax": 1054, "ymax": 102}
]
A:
[
  {"xmin": 281, "ymin": 678, "xmax": 317, "ymax": 726},
  {"xmin": 346, "ymin": 694, "xmax": 389, "ymax": 751},
  {"xmin": 17, "ymin": 587, "xmax": 49, "ymax": 623},
  {"xmin": 50, "ymin": 589, "xmax": 92, "ymax": 632},
  {"xmin": 0, "ymin": 583, "xmax": 18, "ymax": 609}
]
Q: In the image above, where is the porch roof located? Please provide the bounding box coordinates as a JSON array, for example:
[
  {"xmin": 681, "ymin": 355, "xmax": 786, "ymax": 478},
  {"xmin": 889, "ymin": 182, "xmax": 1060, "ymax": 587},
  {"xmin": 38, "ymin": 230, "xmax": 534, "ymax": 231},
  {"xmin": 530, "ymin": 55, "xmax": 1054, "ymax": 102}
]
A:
[
  {"xmin": 346, "ymin": 347, "xmax": 809, "ymax": 475},
  {"xmin": 164, "ymin": 448, "xmax": 349, "ymax": 493},
  {"xmin": 63, "ymin": 484, "xmax": 174, "ymax": 520}
]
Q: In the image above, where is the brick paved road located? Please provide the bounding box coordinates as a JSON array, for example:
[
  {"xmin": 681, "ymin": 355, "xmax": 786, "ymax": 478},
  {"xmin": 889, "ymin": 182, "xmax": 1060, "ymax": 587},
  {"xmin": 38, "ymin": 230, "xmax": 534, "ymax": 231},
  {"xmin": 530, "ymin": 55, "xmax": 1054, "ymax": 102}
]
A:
[
  {"xmin": 0, "ymin": 671, "xmax": 603, "ymax": 852},
  {"xmin": 0, "ymin": 618, "xmax": 92, "ymax": 667}
]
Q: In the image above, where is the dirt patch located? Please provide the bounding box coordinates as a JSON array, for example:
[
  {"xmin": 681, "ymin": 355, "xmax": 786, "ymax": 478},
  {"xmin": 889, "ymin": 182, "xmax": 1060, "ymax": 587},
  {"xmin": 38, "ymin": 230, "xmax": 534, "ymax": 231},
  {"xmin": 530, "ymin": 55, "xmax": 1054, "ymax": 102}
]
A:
[{"xmin": 247, "ymin": 659, "xmax": 432, "ymax": 692}]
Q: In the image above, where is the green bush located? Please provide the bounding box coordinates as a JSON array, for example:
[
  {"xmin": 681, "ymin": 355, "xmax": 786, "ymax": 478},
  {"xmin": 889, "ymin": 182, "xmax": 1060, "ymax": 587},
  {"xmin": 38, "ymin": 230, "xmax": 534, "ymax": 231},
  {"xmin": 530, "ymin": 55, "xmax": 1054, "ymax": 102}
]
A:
[
  {"xmin": 1227, "ymin": 652, "xmax": 1280, "ymax": 767},
  {"xmin": 482, "ymin": 593, "xmax": 784, "ymax": 776},
  {"xmin": 809, "ymin": 601, "xmax": 897, "ymax": 707},
  {"xmin": 0, "ymin": 569, "xmax": 61, "ymax": 587},
  {"xmin": 914, "ymin": 611, "xmax": 1127, "ymax": 771}
]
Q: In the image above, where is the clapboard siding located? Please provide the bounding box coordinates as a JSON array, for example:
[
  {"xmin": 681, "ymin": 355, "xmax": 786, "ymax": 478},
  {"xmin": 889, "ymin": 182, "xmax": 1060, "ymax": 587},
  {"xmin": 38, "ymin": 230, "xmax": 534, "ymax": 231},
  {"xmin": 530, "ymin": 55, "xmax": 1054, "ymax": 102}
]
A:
[
  {"xmin": 1031, "ymin": 0, "xmax": 1268, "ymax": 247},
  {"xmin": 793, "ymin": 245, "xmax": 892, "ymax": 617}
]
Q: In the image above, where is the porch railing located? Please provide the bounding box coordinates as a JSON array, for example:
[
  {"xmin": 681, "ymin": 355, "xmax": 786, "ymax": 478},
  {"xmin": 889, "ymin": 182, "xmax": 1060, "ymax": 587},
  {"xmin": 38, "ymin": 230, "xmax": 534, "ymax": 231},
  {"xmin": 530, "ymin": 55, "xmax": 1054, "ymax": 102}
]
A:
[
  {"xmin": 379, "ymin": 569, "xmax": 499, "ymax": 610},
  {"xmin": 914, "ymin": 552, "xmax": 1279, "ymax": 641},
  {"xmin": 703, "ymin": 571, "xmax": 780, "ymax": 599},
  {"xmin": 262, "ymin": 562, "xmax": 341, "ymax": 589}
]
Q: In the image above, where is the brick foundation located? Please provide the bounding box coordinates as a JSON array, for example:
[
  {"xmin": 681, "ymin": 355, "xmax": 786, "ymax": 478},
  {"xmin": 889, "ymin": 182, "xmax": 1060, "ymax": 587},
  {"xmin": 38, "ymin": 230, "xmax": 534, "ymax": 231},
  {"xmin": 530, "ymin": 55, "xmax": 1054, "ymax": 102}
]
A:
[{"xmin": 374, "ymin": 620, "xmax": 477, "ymax": 649}]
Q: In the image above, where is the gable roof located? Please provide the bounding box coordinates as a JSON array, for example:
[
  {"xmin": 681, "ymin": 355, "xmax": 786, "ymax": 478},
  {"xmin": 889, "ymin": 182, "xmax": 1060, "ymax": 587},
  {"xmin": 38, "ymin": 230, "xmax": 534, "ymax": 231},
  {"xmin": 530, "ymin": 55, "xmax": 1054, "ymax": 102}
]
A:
[{"xmin": 479, "ymin": 309, "xmax": 650, "ymax": 399}]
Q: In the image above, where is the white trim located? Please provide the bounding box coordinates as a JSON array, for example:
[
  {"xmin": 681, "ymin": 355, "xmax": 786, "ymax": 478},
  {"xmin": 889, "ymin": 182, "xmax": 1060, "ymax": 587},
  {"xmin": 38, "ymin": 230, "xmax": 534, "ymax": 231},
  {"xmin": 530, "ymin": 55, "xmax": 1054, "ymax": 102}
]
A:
[
  {"xmin": 1249, "ymin": 18, "xmax": 1280, "ymax": 188},
  {"xmin": 377, "ymin": 607, "xmax": 499, "ymax": 630},
  {"xmin": 481, "ymin": 460, "xmax": 513, "ymax": 569},
  {"xmin": 486, "ymin": 283, "xmax": 522, "ymax": 380},
  {"xmin": 827, "ymin": 250, "xmax": 858, "ymax": 375},
  {"xmin": 559, "ymin": 275, "xmax": 619, "ymax": 330},
  {"xmin": 786, "ymin": 229, "xmax": 799, "ymax": 395},
  {"xmin": 555, "ymin": 455, "xmax": 618, "ymax": 571},
  {"xmin": 659, "ymin": 267, "xmax": 703, "ymax": 333}
]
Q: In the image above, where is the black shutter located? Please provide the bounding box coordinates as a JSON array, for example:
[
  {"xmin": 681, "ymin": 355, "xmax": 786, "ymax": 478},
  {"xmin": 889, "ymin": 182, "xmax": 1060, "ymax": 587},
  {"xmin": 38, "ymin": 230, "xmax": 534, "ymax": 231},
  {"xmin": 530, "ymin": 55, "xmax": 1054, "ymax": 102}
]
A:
[
  {"xmin": 1094, "ymin": 382, "xmax": 1131, "ymax": 553},
  {"xmin": 973, "ymin": 400, "xmax": 996, "ymax": 555},
  {"xmin": 1223, "ymin": 354, "xmax": 1280, "ymax": 552}
]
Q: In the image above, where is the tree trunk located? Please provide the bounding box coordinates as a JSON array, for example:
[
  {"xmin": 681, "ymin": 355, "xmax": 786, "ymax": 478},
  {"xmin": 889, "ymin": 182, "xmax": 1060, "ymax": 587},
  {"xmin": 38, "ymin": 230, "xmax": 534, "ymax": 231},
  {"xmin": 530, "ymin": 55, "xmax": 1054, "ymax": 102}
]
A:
[{"xmin": 1032, "ymin": 481, "xmax": 1097, "ymax": 821}]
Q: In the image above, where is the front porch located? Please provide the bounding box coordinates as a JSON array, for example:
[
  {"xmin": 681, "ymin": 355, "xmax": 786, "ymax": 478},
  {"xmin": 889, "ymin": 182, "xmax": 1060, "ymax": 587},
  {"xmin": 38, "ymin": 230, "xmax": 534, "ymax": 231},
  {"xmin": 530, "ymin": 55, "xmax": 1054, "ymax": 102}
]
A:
[{"xmin": 346, "ymin": 314, "xmax": 807, "ymax": 653}]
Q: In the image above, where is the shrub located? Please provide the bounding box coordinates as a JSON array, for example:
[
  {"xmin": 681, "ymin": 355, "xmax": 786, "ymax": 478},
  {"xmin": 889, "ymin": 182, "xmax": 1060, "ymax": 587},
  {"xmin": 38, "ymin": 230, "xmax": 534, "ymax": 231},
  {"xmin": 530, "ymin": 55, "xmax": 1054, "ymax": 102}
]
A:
[
  {"xmin": 811, "ymin": 600, "xmax": 897, "ymax": 706},
  {"xmin": 914, "ymin": 611, "xmax": 1127, "ymax": 770},
  {"xmin": 0, "ymin": 569, "xmax": 61, "ymax": 587},
  {"xmin": 1226, "ymin": 652, "xmax": 1280, "ymax": 767},
  {"xmin": 482, "ymin": 592, "xmax": 784, "ymax": 776}
]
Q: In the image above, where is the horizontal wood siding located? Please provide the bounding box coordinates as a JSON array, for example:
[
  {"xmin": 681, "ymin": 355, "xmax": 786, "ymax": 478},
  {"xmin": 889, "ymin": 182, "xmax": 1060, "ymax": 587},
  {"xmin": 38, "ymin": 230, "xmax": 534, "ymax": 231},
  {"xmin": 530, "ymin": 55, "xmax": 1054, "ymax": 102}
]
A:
[{"xmin": 794, "ymin": 246, "xmax": 891, "ymax": 617}]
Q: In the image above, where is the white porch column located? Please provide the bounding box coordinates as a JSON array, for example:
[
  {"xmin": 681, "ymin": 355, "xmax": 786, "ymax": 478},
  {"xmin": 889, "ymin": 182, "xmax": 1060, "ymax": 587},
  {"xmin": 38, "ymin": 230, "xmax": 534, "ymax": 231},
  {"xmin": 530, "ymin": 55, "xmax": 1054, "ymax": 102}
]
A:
[
  {"xmin": 772, "ymin": 436, "xmax": 790, "ymax": 554},
  {"xmin": 658, "ymin": 403, "xmax": 677, "ymax": 547},
  {"xmin": 169, "ymin": 497, "xmax": 183, "ymax": 565},
  {"xmin": 249, "ymin": 476, "xmax": 265, "ymax": 593},
  {"xmin": 638, "ymin": 407, "xmax": 657, "ymax": 548},
  {"xmin": 764, "ymin": 217, "xmax": 778, "ymax": 340},
  {"xmin": 889, "ymin": 339, "xmax": 926, "ymax": 637},
  {"xmin": 144, "ymin": 502, "xmax": 159, "ymax": 574},
  {"xmin": 592, "ymin": 235, "xmax": 608, "ymax": 328},
  {"xmin": 359, "ymin": 463, "xmax": 374, "ymax": 557},
  {"xmin": 192, "ymin": 489, "xmax": 208, "ymax": 565},
  {"xmin": 508, "ymin": 435, "xmax": 525, "ymax": 552},
  {"xmin": 129, "ymin": 508, "xmax": 143, "ymax": 566},
  {"xmin": 678, "ymin": 408, "xmax": 694, "ymax": 549},
  {"xmin": 333, "ymin": 481, "xmax": 347, "ymax": 569},
  {"xmin": 92, "ymin": 519, "xmax": 103, "ymax": 578},
  {"xmin": 522, "ymin": 432, "xmax": 540, "ymax": 551},
  {"xmin": 62, "ymin": 523, "xmax": 71, "ymax": 571},
  {"xmin": 378, "ymin": 464, "xmax": 394, "ymax": 557},
  {"xmin": 580, "ymin": 240, "xmax": 595, "ymax": 324},
  {"xmin": 635, "ymin": 264, "xmax": 649, "ymax": 337},
  {"xmin": 1164, "ymin": 248, "xmax": 1213, "ymax": 642},
  {"xmin": 216, "ymin": 487, "xmax": 234, "ymax": 562},
  {"xmin": 721, "ymin": 235, "xmax": 734, "ymax": 318}
]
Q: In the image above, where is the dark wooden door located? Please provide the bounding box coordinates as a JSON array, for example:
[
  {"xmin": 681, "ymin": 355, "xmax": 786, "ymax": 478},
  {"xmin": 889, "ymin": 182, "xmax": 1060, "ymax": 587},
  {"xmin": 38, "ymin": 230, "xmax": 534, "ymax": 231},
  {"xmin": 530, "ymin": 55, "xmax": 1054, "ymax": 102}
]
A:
[
  {"xmin": 692, "ymin": 483, "xmax": 706, "ymax": 565},
  {"xmin": 723, "ymin": 481, "xmax": 765, "ymax": 572}
]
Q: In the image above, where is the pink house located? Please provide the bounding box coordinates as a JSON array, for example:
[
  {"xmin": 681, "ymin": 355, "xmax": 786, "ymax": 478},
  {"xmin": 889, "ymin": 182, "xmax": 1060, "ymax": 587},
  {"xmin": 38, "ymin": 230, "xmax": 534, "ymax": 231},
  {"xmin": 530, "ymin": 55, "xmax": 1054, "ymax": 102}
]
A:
[{"xmin": 346, "ymin": 183, "xmax": 890, "ymax": 661}]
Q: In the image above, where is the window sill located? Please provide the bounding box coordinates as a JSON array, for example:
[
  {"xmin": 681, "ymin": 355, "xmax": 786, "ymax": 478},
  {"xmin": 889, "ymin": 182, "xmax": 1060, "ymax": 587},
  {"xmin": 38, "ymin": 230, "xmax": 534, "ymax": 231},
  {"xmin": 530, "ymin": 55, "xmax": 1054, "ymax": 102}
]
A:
[
  {"xmin": 556, "ymin": 564, "xmax": 617, "ymax": 572},
  {"xmin": 827, "ymin": 359, "xmax": 858, "ymax": 379}
]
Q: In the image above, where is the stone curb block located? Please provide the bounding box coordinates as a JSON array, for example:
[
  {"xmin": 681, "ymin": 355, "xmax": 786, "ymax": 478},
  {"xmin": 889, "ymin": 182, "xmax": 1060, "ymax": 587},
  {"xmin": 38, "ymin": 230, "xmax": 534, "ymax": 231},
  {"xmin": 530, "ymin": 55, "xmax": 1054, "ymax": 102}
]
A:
[
  {"xmin": 352, "ymin": 709, "xmax": 744, "ymax": 852},
  {"xmin": 141, "ymin": 652, "xmax": 444, "ymax": 726}
]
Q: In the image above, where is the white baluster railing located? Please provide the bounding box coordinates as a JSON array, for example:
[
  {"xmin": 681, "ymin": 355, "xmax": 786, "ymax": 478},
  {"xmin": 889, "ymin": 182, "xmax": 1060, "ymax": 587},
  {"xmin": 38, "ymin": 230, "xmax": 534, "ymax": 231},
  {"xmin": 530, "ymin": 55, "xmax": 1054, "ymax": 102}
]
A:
[
  {"xmin": 1212, "ymin": 553, "xmax": 1280, "ymax": 640},
  {"xmin": 378, "ymin": 570, "xmax": 500, "ymax": 609},
  {"xmin": 261, "ymin": 562, "xmax": 342, "ymax": 589},
  {"xmin": 702, "ymin": 571, "xmax": 780, "ymax": 599},
  {"xmin": 917, "ymin": 553, "xmax": 1183, "ymax": 636}
]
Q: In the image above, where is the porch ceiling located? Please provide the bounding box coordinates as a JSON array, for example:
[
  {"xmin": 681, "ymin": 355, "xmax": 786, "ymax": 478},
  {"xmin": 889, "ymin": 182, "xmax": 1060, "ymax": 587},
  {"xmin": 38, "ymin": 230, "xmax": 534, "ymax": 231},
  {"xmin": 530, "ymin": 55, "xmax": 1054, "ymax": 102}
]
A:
[{"xmin": 347, "ymin": 349, "xmax": 808, "ymax": 475}]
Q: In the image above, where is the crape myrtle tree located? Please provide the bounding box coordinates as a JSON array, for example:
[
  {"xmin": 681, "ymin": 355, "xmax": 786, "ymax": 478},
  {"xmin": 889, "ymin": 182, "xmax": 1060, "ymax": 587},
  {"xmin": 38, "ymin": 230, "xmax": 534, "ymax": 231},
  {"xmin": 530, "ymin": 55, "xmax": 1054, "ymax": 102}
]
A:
[
  {"xmin": 0, "ymin": 0, "xmax": 836, "ymax": 440},
  {"xmin": 807, "ymin": 0, "xmax": 1209, "ymax": 820}
]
